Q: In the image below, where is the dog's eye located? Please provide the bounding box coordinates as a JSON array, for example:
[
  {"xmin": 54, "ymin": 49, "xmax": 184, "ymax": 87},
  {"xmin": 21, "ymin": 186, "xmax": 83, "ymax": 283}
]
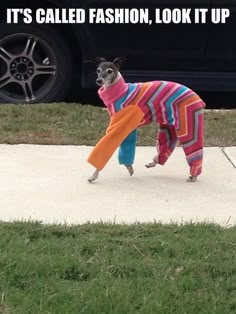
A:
[
  {"xmin": 106, "ymin": 69, "xmax": 113, "ymax": 74},
  {"xmin": 96, "ymin": 68, "xmax": 101, "ymax": 74}
]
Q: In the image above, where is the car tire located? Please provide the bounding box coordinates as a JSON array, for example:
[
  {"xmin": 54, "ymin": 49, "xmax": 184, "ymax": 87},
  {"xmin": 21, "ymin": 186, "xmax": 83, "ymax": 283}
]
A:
[{"xmin": 0, "ymin": 23, "xmax": 72, "ymax": 103}]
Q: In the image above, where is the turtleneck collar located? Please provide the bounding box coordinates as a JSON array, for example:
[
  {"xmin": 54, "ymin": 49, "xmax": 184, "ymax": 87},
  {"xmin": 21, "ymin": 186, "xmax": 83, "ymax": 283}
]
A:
[{"xmin": 98, "ymin": 75, "xmax": 128, "ymax": 106}]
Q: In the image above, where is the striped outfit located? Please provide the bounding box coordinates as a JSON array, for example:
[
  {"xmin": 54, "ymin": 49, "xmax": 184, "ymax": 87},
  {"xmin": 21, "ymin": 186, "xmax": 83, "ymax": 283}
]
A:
[{"xmin": 88, "ymin": 76, "xmax": 205, "ymax": 177}]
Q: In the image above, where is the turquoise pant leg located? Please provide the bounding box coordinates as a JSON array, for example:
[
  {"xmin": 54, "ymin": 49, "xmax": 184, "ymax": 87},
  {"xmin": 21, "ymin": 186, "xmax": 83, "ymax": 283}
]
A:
[{"xmin": 118, "ymin": 129, "xmax": 137, "ymax": 165}]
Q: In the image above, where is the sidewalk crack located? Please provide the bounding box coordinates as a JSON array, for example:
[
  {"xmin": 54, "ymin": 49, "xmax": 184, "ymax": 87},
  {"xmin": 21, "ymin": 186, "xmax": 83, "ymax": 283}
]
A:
[{"xmin": 221, "ymin": 148, "xmax": 236, "ymax": 169}]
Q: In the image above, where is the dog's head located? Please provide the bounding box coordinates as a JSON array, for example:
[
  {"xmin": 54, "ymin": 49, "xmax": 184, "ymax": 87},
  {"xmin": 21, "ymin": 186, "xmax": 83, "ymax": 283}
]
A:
[{"xmin": 95, "ymin": 57, "xmax": 126, "ymax": 87}]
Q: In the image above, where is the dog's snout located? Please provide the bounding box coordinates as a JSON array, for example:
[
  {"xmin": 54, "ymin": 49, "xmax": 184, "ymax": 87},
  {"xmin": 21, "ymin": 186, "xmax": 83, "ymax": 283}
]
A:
[{"xmin": 96, "ymin": 78, "xmax": 103, "ymax": 85}]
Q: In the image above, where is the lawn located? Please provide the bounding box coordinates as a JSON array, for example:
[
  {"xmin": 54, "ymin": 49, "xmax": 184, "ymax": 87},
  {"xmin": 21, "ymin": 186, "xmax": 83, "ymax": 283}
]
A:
[
  {"xmin": 0, "ymin": 222, "xmax": 236, "ymax": 314},
  {"xmin": 0, "ymin": 103, "xmax": 235, "ymax": 146}
]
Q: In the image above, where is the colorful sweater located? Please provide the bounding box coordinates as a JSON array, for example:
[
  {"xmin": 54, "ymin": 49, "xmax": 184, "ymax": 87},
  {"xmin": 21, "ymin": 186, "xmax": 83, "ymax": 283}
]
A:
[{"xmin": 98, "ymin": 75, "xmax": 195, "ymax": 126}]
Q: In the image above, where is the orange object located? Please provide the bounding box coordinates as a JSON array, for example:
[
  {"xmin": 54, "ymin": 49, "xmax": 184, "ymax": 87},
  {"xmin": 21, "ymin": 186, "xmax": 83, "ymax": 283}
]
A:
[{"xmin": 87, "ymin": 105, "xmax": 144, "ymax": 170}]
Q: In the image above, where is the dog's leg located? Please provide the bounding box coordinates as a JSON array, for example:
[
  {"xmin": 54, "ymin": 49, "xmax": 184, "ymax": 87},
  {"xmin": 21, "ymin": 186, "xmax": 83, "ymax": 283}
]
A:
[
  {"xmin": 145, "ymin": 160, "xmax": 158, "ymax": 168},
  {"xmin": 187, "ymin": 175, "xmax": 197, "ymax": 182},
  {"xmin": 174, "ymin": 100, "xmax": 204, "ymax": 182},
  {"xmin": 146, "ymin": 126, "xmax": 178, "ymax": 169},
  {"xmin": 125, "ymin": 165, "xmax": 134, "ymax": 176},
  {"xmin": 88, "ymin": 169, "xmax": 99, "ymax": 183}
]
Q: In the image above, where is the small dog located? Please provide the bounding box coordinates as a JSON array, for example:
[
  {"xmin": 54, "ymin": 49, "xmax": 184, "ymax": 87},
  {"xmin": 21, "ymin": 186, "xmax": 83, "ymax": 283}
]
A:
[{"xmin": 88, "ymin": 57, "xmax": 205, "ymax": 183}]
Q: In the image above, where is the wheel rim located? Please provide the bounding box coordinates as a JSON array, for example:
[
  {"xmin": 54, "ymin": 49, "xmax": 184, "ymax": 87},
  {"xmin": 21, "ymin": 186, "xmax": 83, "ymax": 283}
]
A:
[{"xmin": 0, "ymin": 33, "xmax": 57, "ymax": 103}]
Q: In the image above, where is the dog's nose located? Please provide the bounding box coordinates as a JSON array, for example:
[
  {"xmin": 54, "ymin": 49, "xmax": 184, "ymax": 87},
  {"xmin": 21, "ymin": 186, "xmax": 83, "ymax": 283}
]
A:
[{"xmin": 96, "ymin": 78, "xmax": 103, "ymax": 85}]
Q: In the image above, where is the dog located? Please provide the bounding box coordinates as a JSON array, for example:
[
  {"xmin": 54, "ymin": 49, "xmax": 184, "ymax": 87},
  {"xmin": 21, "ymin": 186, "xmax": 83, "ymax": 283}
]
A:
[{"xmin": 88, "ymin": 57, "xmax": 205, "ymax": 183}]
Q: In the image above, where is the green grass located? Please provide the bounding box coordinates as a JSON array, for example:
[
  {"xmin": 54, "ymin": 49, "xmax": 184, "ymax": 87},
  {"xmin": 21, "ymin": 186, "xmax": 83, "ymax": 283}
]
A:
[
  {"xmin": 0, "ymin": 222, "xmax": 236, "ymax": 313},
  {"xmin": 0, "ymin": 103, "xmax": 235, "ymax": 146},
  {"xmin": 0, "ymin": 104, "xmax": 108, "ymax": 145}
]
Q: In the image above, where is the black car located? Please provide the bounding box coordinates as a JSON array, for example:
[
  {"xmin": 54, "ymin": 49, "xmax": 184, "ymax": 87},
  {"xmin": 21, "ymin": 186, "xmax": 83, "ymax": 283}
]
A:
[{"xmin": 0, "ymin": 0, "xmax": 235, "ymax": 103}]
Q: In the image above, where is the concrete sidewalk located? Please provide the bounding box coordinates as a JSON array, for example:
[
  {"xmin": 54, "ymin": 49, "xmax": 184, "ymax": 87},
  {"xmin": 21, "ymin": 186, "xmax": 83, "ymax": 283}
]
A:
[{"xmin": 0, "ymin": 145, "xmax": 235, "ymax": 226}]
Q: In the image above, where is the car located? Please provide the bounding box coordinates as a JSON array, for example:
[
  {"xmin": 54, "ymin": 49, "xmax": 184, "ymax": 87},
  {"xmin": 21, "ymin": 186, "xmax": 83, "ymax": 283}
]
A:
[{"xmin": 0, "ymin": 0, "xmax": 236, "ymax": 104}]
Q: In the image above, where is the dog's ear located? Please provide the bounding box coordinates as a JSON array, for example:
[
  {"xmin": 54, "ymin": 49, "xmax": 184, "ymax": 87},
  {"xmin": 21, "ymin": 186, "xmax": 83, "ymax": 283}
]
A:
[
  {"xmin": 113, "ymin": 57, "xmax": 126, "ymax": 69},
  {"xmin": 94, "ymin": 57, "xmax": 107, "ymax": 65}
]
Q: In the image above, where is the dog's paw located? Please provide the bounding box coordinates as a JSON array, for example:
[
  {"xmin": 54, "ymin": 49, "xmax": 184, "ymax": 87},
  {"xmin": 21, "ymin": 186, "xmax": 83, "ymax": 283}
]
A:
[
  {"xmin": 88, "ymin": 170, "xmax": 99, "ymax": 183},
  {"xmin": 187, "ymin": 175, "xmax": 197, "ymax": 182},
  {"xmin": 145, "ymin": 161, "xmax": 157, "ymax": 168},
  {"xmin": 125, "ymin": 165, "xmax": 134, "ymax": 176},
  {"xmin": 88, "ymin": 177, "xmax": 95, "ymax": 183}
]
